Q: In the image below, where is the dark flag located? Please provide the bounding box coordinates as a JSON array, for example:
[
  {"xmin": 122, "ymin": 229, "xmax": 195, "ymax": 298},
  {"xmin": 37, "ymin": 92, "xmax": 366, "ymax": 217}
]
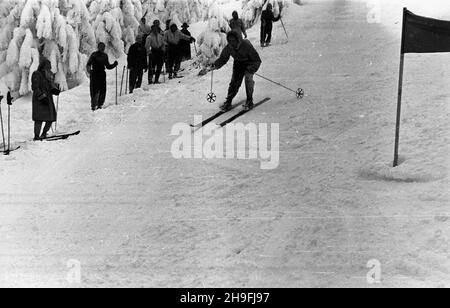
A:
[
  {"xmin": 403, "ymin": 9, "xmax": 450, "ymax": 53},
  {"xmin": 394, "ymin": 9, "xmax": 450, "ymax": 167}
]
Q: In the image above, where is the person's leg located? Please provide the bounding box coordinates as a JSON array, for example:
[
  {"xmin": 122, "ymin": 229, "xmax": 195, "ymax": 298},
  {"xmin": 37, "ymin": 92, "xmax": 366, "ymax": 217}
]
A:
[
  {"xmin": 34, "ymin": 121, "xmax": 43, "ymax": 140},
  {"xmin": 155, "ymin": 51, "xmax": 163, "ymax": 83},
  {"xmin": 98, "ymin": 76, "xmax": 107, "ymax": 109},
  {"xmin": 148, "ymin": 54, "xmax": 153, "ymax": 84},
  {"xmin": 90, "ymin": 78, "xmax": 98, "ymax": 111},
  {"xmin": 174, "ymin": 49, "xmax": 181, "ymax": 77},
  {"xmin": 136, "ymin": 69, "xmax": 143, "ymax": 89},
  {"xmin": 244, "ymin": 72, "xmax": 255, "ymax": 109},
  {"xmin": 129, "ymin": 68, "xmax": 137, "ymax": 93},
  {"xmin": 167, "ymin": 48, "xmax": 175, "ymax": 78},
  {"xmin": 266, "ymin": 25, "xmax": 273, "ymax": 44},
  {"xmin": 41, "ymin": 122, "xmax": 53, "ymax": 138},
  {"xmin": 260, "ymin": 24, "xmax": 265, "ymax": 46},
  {"xmin": 224, "ymin": 66, "xmax": 245, "ymax": 106}
]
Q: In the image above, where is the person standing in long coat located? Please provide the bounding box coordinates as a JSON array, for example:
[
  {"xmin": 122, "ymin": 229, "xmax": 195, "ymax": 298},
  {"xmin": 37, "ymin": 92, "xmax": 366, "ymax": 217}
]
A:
[
  {"xmin": 31, "ymin": 59, "xmax": 61, "ymax": 140},
  {"xmin": 180, "ymin": 23, "xmax": 192, "ymax": 62}
]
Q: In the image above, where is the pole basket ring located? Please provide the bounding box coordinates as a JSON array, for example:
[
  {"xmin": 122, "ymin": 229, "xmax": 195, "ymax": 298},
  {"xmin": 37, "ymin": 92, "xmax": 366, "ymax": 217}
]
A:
[
  {"xmin": 296, "ymin": 88, "xmax": 304, "ymax": 99},
  {"xmin": 207, "ymin": 92, "xmax": 217, "ymax": 103}
]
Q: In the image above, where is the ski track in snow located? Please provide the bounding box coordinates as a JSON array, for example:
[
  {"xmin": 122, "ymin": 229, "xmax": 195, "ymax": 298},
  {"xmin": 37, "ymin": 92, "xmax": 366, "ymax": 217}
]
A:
[{"xmin": 1, "ymin": 0, "xmax": 450, "ymax": 287}]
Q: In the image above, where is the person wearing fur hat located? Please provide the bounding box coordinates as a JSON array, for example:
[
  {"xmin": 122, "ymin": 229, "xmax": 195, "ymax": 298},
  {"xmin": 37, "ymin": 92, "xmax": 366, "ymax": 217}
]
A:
[
  {"xmin": 127, "ymin": 34, "xmax": 148, "ymax": 93},
  {"xmin": 31, "ymin": 58, "xmax": 61, "ymax": 140},
  {"xmin": 164, "ymin": 22, "xmax": 196, "ymax": 79}
]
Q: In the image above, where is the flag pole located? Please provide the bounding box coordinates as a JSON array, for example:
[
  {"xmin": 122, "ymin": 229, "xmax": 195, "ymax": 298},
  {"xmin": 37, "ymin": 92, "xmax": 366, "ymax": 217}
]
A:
[{"xmin": 394, "ymin": 8, "xmax": 407, "ymax": 167}]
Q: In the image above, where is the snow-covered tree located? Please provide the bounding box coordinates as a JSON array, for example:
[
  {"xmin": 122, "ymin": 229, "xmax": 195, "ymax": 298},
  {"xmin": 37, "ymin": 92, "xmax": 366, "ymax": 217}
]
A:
[
  {"xmin": 196, "ymin": 0, "xmax": 230, "ymax": 69},
  {"xmin": 0, "ymin": 0, "xmax": 96, "ymax": 97},
  {"xmin": 88, "ymin": 0, "xmax": 144, "ymax": 55}
]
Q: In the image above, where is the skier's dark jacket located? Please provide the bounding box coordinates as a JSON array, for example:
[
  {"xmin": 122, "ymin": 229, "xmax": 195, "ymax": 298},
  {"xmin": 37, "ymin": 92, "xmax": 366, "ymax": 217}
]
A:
[
  {"xmin": 214, "ymin": 38, "xmax": 262, "ymax": 74},
  {"xmin": 86, "ymin": 51, "xmax": 117, "ymax": 76},
  {"xmin": 127, "ymin": 42, "xmax": 148, "ymax": 70},
  {"xmin": 31, "ymin": 60, "xmax": 60, "ymax": 122},
  {"xmin": 261, "ymin": 9, "xmax": 281, "ymax": 30}
]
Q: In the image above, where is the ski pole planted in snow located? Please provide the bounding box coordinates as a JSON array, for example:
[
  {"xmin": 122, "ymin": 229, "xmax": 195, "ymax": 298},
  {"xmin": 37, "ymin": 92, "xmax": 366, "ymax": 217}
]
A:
[
  {"xmin": 125, "ymin": 68, "xmax": 129, "ymax": 94},
  {"xmin": 280, "ymin": 17, "xmax": 289, "ymax": 40},
  {"xmin": 115, "ymin": 66, "xmax": 118, "ymax": 105},
  {"xmin": 255, "ymin": 73, "xmax": 304, "ymax": 99},
  {"xmin": 0, "ymin": 95, "xmax": 6, "ymax": 153},
  {"xmin": 120, "ymin": 66, "xmax": 125, "ymax": 96},
  {"xmin": 5, "ymin": 92, "xmax": 12, "ymax": 155},
  {"xmin": 54, "ymin": 84, "xmax": 60, "ymax": 133},
  {"xmin": 207, "ymin": 69, "xmax": 216, "ymax": 103}
]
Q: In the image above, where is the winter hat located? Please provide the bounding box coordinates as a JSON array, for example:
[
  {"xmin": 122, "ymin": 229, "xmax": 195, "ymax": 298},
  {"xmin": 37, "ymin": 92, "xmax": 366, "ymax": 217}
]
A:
[{"xmin": 181, "ymin": 23, "xmax": 189, "ymax": 28}]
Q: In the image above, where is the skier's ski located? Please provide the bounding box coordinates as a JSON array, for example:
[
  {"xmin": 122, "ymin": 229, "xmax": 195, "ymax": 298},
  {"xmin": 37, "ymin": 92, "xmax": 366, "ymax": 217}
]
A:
[
  {"xmin": 44, "ymin": 130, "xmax": 80, "ymax": 141},
  {"xmin": 218, "ymin": 97, "xmax": 271, "ymax": 127},
  {"xmin": 1, "ymin": 146, "xmax": 20, "ymax": 155},
  {"xmin": 190, "ymin": 100, "xmax": 245, "ymax": 129}
]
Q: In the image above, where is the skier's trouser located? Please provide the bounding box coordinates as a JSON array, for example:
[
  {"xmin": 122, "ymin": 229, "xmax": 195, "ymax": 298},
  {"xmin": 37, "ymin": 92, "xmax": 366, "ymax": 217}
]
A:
[
  {"xmin": 260, "ymin": 24, "xmax": 273, "ymax": 44},
  {"xmin": 90, "ymin": 72, "xmax": 107, "ymax": 110},
  {"xmin": 34, "ymin": 121, "xmax": 52, "ymax": 138},
  {"xmin": 167, "ymin": 44, "xmax": 181, "ymax": 75},
  {"xmin": 226, "ymin": 64, "xmax": 255, "ymax": 103},
  {"xmin": 149, "ymin": 49, "xmax": 164, "ymax": 82},
  {"xmin": 129, "ymin": 68, "xmax": 143, "ymax": 93}
]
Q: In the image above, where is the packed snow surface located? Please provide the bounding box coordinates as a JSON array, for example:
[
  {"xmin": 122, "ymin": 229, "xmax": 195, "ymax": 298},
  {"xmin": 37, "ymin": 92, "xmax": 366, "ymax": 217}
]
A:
[{"xmin": 0, "ymin": 0, "xmax": 449, "ymax": 287}]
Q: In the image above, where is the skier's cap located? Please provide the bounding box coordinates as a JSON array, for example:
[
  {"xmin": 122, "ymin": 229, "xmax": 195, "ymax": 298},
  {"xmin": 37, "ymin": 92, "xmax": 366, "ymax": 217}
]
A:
[{"xmin": 181, "ymin": 23, "xmax": 189, "ymax": 28}]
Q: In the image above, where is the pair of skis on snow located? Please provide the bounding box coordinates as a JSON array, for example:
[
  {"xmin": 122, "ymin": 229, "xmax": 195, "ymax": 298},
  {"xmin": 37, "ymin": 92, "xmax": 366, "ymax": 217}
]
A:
[
  {"xmin": 190, "ymin": 97, "xmax": 271, "ymax": 130},
  {"xmin": 42, "ymin": 130, "xmax": 81, "ymax": 141}
]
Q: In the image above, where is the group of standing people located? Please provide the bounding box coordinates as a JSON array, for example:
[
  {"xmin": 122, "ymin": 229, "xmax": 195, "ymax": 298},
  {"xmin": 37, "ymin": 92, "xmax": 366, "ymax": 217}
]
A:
[
  {"xmin": 30, "ymin": 5, "xmax": 282, "ymax": 139},
  {"xmin": 127, "ymin": 18, "xmax": 196, "ymax": 94}
]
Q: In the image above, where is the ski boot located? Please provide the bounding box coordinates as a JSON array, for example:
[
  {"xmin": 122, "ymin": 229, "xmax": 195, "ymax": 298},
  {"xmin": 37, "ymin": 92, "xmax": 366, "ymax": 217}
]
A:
[
  {"xmin": 243, "ymin": 100, "xmax": 254, "ymax": 111},
  {"xmin": 220, "ymin": 101, "xmax": 232, "ymax": 112},
  {"xmin": 168, "ymin": 73, "xmax": 173, "ymax": 80}
]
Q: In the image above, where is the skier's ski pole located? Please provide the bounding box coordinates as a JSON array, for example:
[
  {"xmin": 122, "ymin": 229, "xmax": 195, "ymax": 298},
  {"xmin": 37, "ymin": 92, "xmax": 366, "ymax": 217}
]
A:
[
  {"xmin": 55, "ymin": 85, "xmax": 60, "ymax": 133},
  {"xmin": 207, "ymin": 69, "xmax": 216, "ymax": 103},
  {"xmin": 55, "ymin": 95, "xmax": 60, "ymax": 132},
  {"xmin": 163, "ymin": 63, "xmax": 166, "ymax": 83},
  {"xmin": 0, "ymin": 96, "xmax": 6, "ymax": 153},
  {"xmin": 120, "ymin": 66, "xmax": 125, "ymax": 96},
  {"xmin": 6, "ymin": 92, "xmax": 12, "ymax": 155},
  {"xmin": 280, "ymin": 17, "xmax": 288, "ymax": 40},
  {"xmin": 125, "ymin": 68, "xmax": 129, "ymax": 94},
  {"xmin": 115, "ymin": 66, "xmax": 118, "ymax": 105},
  {"xmin": 255, "ymin": 73, "xmax": 304, "ymax": 99},
  {"xmin": 194, "ymin": 42, "xmax": 198, "ymax": 54}
]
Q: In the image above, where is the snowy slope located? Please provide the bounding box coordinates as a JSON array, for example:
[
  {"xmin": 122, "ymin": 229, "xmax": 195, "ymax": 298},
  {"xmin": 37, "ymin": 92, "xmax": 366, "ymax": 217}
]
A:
[{"xmin": 0, "ymin": 0, "xmax": 449, "ymax": 287}]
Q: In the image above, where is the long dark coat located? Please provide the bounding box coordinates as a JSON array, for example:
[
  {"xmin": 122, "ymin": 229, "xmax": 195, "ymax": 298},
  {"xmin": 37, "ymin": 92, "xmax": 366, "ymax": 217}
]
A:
[
  {"xmin": 31, "ymin": 67, "xmax": 58, "ymax": 122},
  {"xmin": 180, "ymin": 29, "xmax": 192, "ymax": 61}
]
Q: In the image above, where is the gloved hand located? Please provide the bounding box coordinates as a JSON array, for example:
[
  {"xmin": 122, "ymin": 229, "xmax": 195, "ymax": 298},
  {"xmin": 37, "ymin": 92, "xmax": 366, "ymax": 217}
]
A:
[
  {"xmin": 190, "ymin": 37, "xmax": 196, "ymax": 43},
  {"xmin": 114, "ymin": 61, "xmax": 118, "ymax": 67}
]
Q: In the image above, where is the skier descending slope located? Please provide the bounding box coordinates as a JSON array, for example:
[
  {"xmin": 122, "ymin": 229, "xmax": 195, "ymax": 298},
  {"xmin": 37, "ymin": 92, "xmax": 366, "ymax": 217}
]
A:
[
  {"xmin": 260, "ymin": 3, "xmax": 282, "ymax": 47},
  {"xmin": 213, "ymin": 31, "xmax": 262, "ymax": 111},
  {"xmin": 31, "ymin": 59, "xmax": 61, "ymax": 141},
  {"xmin": 86, "ymin": 43, "xmax": 118, "ymax": 111}
]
